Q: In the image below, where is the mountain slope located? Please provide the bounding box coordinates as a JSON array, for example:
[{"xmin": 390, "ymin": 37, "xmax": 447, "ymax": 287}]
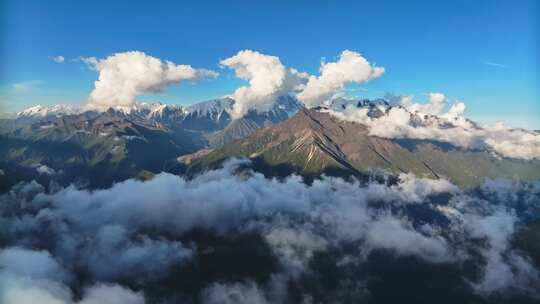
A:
[
  {"xmin": 0, "ymin": 97, "xmax": 302, "ymax": 189},
  {"xmin": 0, "ymin": 108, "xmax": 207, "ymax": 188},
  {"xmin": 187, "ymin": 108, "xmax": 540, "ymax": 187},
  {"xmin": 205, "ymin": 96, "xmax": 300, "ymax": 148}
]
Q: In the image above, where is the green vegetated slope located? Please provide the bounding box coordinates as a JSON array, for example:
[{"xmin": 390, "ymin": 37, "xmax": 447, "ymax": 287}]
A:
[
  {"xmin": 189, "ymin": 108, "xmax": 540, "ymax": 188},
  {"xmin": 0, "ymin": 110, "xmax": 205, "ymax": 188}
]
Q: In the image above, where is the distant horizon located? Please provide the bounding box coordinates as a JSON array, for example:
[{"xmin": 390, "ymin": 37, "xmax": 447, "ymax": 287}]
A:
[
  {"xmin": 6, "ymin": 91, "xmax": 540, "ymax": 131},
  {"xmin": 1, "ymin": 0, "xmax": 539, "ymax": 129}
]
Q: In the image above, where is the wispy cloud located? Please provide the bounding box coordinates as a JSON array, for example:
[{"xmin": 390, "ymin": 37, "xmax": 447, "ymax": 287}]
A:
[
  {"xmin": 77, "ymin": 56, "xmax": 98, "ymax": 70},
  {"xmin": 482, "ymin": 61, "xmax": 507, "ymax": 68},
  {"xmin": 12, "ymin": 80, "xmax": 44, "ymax": 92},
  {"xmin": 50, "ymin": 55, "xmax": 65, "ymax": 63}
]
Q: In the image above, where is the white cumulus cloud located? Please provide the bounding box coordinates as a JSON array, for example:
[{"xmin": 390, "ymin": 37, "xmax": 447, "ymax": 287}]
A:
[
  {"xmin": 201, "ymin": 281, "xmax": 268, "ymax": 304},
  {"xmin": 78, "ymin": 284, "xmax": 145, "ymax": 304},
  {"xmin": 297, "ymin": 50, "xmax": 385, "ymax": 107},
  {"xmin": 399, "ymin": 92, "xmax": 447, "ymax": 115},
  {"xmin": 51, "ymin": 56, "xmax": 65, "ymax": 63},
  {"xmin": 36, "ymin": 165, "xmax": 56, "ymax": 176},
  {"xmin": 220, "ymin": 50, "xmax": 308, "ymax": 119},
  {"xmin": 85, "ymin": 51, "xmax": 218, "ymax": 110}
]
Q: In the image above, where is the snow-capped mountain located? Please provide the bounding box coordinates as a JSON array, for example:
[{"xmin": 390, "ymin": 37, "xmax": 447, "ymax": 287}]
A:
[
  {"xmin": 185, "ymin": 97, "xmax": 233, "ymax": 119},
  {"xmin": 4, "ymin": 95, "xmax": 540, "ymax": 190},
  {"xmin": 326, "ymin": 97, "xmax": 390, "ymax": 119},
  {"xmin": 1, "ymin": 96, "xmax": 305, "ymax": 188},
  {"xmin": 14, "ymin": 95, "xmax": 301, "ymax": 127},
  {"xmin": 16, "ymin": 104, "xmax": 81, "ymax": 119},
  {"xmin": 326, "ymin": 97, "xmax": 389, "ymax": 110}
]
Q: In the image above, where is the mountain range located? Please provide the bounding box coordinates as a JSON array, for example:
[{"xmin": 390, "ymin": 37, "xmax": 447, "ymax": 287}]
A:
[
  {"xmin": 184, "ymin": 107, "xmax": 540, "ymax": 188},
  {"xmin": 0, "ymin": 96, "xmax": 300, "ymax": 189},
  {"xmin": 2, "ymin": 95, "xmax": 540, "ymax": 303},
  {"xmin": 1, "ymin": 96, "xmax": 539, "ymax": 190}
]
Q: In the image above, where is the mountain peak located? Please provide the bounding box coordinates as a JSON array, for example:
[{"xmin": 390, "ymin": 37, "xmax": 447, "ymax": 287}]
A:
[
  {"xmin": 16, "ymin": 104, "xmax": 79, "ymax": 118},
  {"xmin": 187, "ymin": 107, "xmax": 540, "ymax": 187}
]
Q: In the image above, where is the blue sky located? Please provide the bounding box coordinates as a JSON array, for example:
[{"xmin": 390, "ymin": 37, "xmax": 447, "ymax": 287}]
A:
[{"xmin": 1, "ymin": 0, "xmax": 538, "ymax": 128}]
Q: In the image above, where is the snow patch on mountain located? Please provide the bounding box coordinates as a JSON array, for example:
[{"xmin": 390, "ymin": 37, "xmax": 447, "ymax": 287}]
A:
[
  {"xmin": 323, "ymin": 95, "xmax": 540, "ymax": 160},
  {"xmin": 185, "ymin": 98, "xmax": 233, "ymax": 120},
  {"xmin": 16, "ymin": 104, "xmax": 81, "ymax": 118},
  {"xmin": 15, "ymin": 95, "xmax": 301, "ymax": 126}
]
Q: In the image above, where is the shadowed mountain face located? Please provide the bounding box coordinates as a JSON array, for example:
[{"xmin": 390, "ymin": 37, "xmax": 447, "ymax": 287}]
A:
[
  {"xmin": 2, "ymin": 100, "xmax": 540, "ymax": 303},
  {"xmin": 0, "ymin": 109, "xmax": 204, "ymax": 190},
  {"xmin": 0, "ymin": 97, "xmax": 301, "ymax": 190},
  {"xmin": 2, "ymin": 97, "xmax": 540, "ymax": 190},
  {"xmin": 187, "ymin": 108, "xmax": 540, "ymax": 188}
]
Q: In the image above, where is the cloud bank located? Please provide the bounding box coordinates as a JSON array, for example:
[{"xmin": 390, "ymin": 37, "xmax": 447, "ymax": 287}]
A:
[
  {"xmin": 85, "ymin": 51, "xmax": 218, "ymax": 110},
  {"xmin": 399, "ymin": 92, "xmax": 447, "ymax": 115},
  {"xmin": 325, "ymin": 94, "xmax": 540, "ymax": 160},
  {"xmin": 1, "ymin": 159, "xmax": 538, "ymax": 303}
]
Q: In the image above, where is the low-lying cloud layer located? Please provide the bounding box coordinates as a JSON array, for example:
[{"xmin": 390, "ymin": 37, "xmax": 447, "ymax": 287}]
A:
[
  {"xmin": 326, "ymin": 94, "xmax": 540, "ymax": 160},
  {"xmin": 84, "ymin": 51, "xmax": 218, "ymax": 110},
  {"xmin": 1, "ymin": 159, "xmax": 539, "ymax": 303}
]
